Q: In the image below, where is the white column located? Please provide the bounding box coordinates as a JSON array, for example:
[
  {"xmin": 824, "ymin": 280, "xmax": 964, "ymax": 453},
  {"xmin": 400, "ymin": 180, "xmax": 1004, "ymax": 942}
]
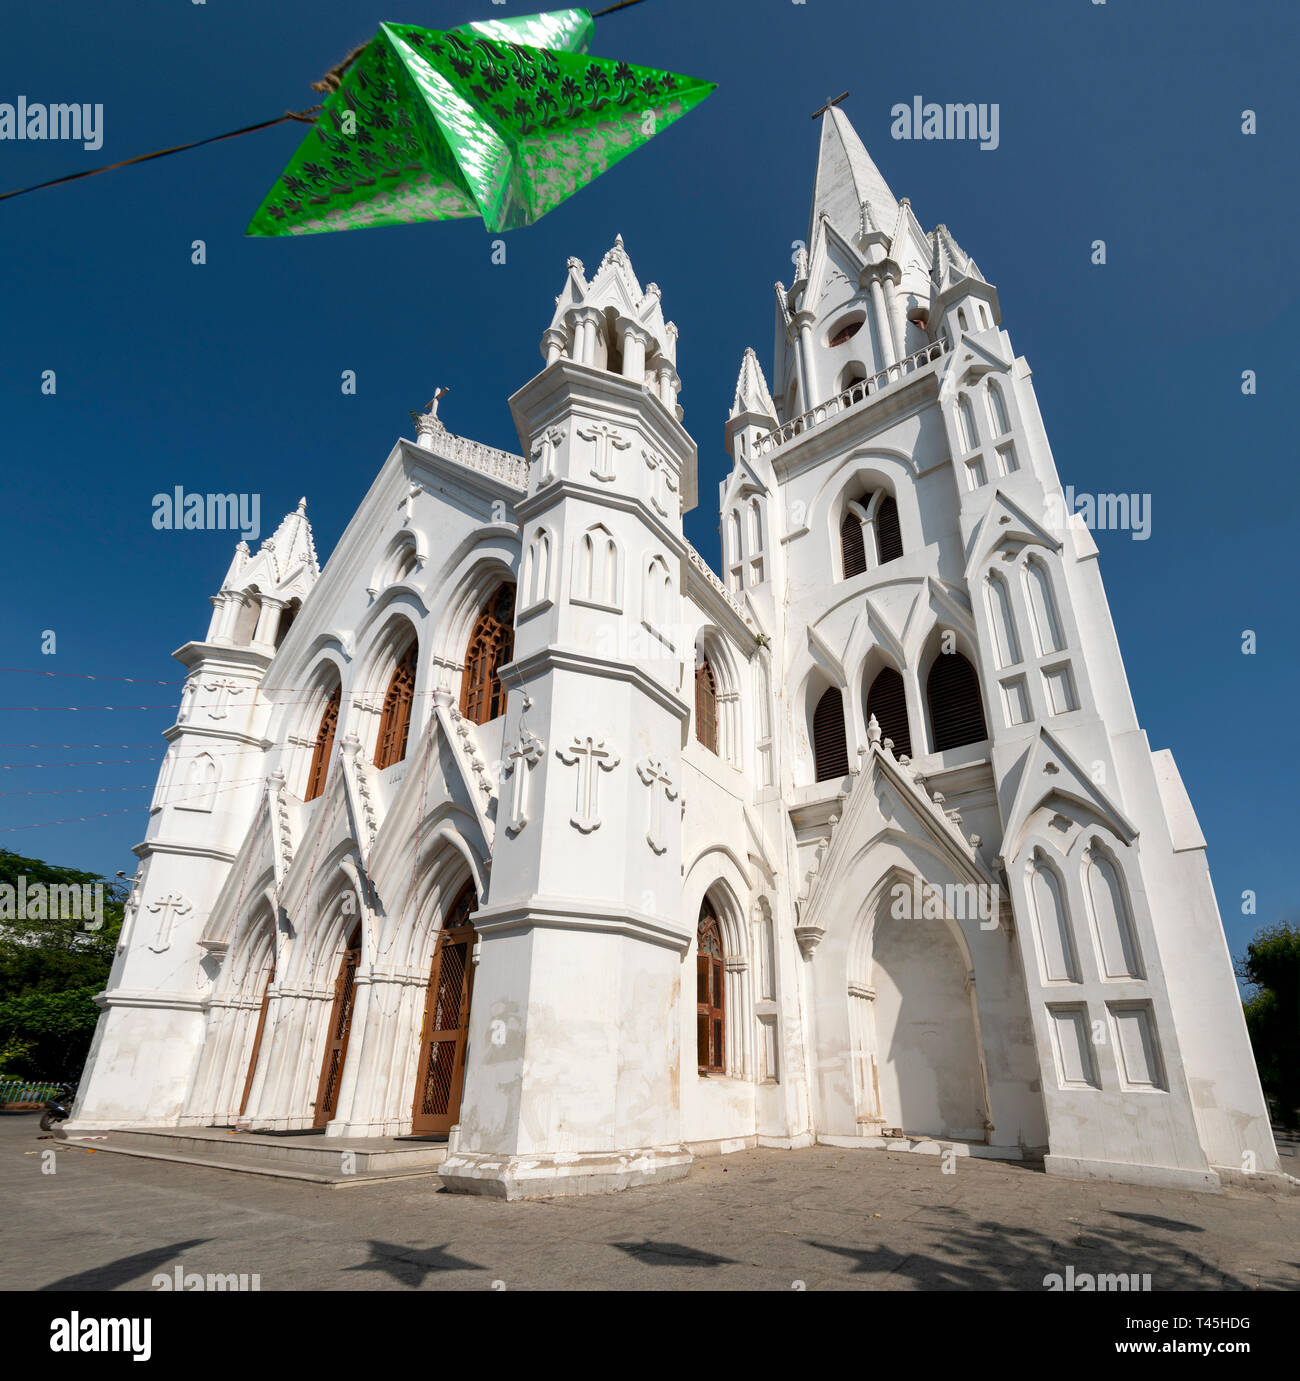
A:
[
  {"xmin": 793, "ymin": 311, "xmax": 816, "ymax": 412},
  {"xmin": 252, "ymin": 596, "xmax": 284, "ymax": 647},
  {"xmin": 869, "ymin": 275, "xmax": 897, "ymax": 370},
  {"xmin": 622, "ymin": 325, "xmax": 647, "ymax": 381},
  {"xmin": 881, "ymin": 272, "xmax": 906, "ymax": 362},
  {"xmin": 542, "ymin": 327, "xmax": 566, "ymax": 366}
]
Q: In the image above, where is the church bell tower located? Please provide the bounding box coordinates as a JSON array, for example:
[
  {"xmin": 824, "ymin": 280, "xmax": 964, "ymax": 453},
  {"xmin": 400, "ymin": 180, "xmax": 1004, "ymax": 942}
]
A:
[{"xmin": 439, "ymin": 237, "xmax": 700, "ymax": 1198}]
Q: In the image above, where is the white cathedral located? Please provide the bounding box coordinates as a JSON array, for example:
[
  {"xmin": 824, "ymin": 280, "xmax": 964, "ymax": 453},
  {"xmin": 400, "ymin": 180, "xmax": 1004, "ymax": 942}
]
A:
[{"xmin": 69, "ymin": 108, "xmax": 1281, "ymax": 1198}]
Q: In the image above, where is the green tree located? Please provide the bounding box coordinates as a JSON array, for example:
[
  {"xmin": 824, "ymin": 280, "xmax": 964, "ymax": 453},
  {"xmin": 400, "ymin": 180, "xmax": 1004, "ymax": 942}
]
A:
[
  {"xmin": 1236, "ymin": 919, "xmax": 1300, "ymax": 1129},
  {"xmin": 0, "ymin": 849, "xmax": 126, "ymax": 1080}
]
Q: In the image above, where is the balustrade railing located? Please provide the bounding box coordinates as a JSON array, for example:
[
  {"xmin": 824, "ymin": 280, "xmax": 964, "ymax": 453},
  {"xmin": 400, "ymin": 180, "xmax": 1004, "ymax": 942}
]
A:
[{"xmin": 753, "ymin": 338, "xmax": 949, "ymax": 457}]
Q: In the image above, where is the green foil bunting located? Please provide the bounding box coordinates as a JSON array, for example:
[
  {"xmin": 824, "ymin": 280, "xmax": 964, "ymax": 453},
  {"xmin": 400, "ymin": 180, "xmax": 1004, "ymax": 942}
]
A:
[{"xmin": 246, "ymin": 8, "xmax": 715, "ymax": 236}]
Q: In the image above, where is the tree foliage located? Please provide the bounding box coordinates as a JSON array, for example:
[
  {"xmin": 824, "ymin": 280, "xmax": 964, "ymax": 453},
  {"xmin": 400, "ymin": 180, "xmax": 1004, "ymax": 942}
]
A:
[
  {"xmin": 0, "ymin": 849, "xmax": 126, "ymax": 1080},
  {"xmin": 1236, "ymin": 919, "xmax": 1300, "ymax": 1129}
]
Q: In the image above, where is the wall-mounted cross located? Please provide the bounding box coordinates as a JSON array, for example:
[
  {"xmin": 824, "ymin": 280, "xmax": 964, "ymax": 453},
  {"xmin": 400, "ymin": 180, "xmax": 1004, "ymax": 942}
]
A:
[
  {"xmin": 811, "ymin": 91, "xmax": 850, "ymax": 120},
  {"xmin": 636, "ymin": 758, "xmax": 678, "ymax": 855},
  {"xmin": 146, "ymin": 891, "xmax": 192, "ymax": 953},
  {"xmin": 504, "ymin": 729, "xmax": 545, "ymax": 834},
  {"xmin": 557, "ymin": 736, "xmax": 620, "ymax": 833}
]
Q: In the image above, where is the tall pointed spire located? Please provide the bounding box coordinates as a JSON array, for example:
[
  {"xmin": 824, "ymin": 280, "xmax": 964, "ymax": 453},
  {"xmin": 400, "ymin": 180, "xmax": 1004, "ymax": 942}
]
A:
[
  {"xmin": 809, "ymin": 105, "xmax": 898, "ymax": 245},
  {"xmin": 730, "ymin": 347, "xmax": 777, "ymax": 423}
]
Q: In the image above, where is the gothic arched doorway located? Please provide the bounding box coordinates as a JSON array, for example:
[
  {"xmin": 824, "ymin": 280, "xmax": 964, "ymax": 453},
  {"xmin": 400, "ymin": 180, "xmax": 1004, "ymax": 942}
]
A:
[
  {"xmin": 312, "ymin": 925, "xmax": 362, "ymax": 1129},
  {"xmin": 238, "ymin": 956, "xmax": 275, "ymax": 1118},
  {"xmin": 411, "ymin": 883, "xmax": 478, "ymax": 1136}
]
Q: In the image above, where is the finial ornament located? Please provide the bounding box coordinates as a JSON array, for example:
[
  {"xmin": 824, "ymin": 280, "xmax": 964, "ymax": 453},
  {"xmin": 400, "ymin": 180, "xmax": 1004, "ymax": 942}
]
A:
[{"xmin": 411, "ymin": 386, "xmax": 450, "ymax": 448}]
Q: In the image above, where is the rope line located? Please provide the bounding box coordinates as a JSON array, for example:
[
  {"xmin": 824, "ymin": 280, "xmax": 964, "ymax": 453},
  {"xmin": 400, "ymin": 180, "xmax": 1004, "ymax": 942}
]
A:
[
  {"xmin": 0, "ymin": 108, "xmax": 322, "ymax": 204},
  {"xmin": 0, "ymin": 1, "xmax": 654, "ymax": 204}
]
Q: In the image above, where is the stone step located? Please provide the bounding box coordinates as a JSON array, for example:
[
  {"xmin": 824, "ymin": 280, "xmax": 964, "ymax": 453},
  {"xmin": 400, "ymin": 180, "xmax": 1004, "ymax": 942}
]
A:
[
  {"xmin": 819, "ymin": 1132, "xmax": 1028, "ymax": 1161},
  {"xmin": 61, "ymin": 1125, "xmax": 448, "ymax": 1187}
]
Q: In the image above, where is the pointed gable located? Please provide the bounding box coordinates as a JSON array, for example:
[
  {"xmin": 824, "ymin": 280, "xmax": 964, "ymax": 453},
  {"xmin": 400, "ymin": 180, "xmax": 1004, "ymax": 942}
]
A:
[{"xmin": 1000, "ymin": 727, "xmax": 1139, "ymax": 863}]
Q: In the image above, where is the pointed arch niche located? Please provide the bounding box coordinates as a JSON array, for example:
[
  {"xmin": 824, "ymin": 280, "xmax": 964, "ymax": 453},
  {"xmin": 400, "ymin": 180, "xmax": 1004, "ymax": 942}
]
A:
[
  {"xmin": 924, "ymin": 634, "xmax": 989, "ymax": 754},
  {"xmin": 1081, "ymin": 839, "xmax": 1143, "ymax": 979},
  {"xmin": 694, "ymin": 630, "xmax": 742, "ymax": 767},
  {"xmin": 461, "ymin": 583, "xmax": 516, "ymax": 726}
]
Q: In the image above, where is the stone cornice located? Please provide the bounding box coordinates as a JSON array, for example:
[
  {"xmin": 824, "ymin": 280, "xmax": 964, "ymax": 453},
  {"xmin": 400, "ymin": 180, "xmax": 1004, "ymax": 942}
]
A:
[
  {"xmin": 500, "ymin": 646, "xmax": 689, "ymax": 722},
  {"xmin": 97, "ymin": 988, "xmax": 208, "ymax": 1012},
  {"xmin": 471, "ymin": 897, "xmax": 692, "ymax": 952},
  {"xmin": 514, "ymin": 477, "xmax": 688, "ymax": 559},
  {"xmin": 172, "ymin": 641, "xmax": 274, "ymax": 674},
  {"xmin": 132, "ymin": 838, "xmax": 240, "ymax": 864}
]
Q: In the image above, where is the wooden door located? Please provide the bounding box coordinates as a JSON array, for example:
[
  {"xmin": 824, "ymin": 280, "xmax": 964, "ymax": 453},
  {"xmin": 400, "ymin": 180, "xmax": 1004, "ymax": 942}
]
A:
[
  {"xmin": 411, "ymin": 887, "xmax": 477, "ymax": 1136},
  {"xmin": 237, "ymin": 960, "xmax": 275, "ymax": 1118},
  {"xmin": 312, "ymin": 926, "xmax": 361, "ymax": 1130}
]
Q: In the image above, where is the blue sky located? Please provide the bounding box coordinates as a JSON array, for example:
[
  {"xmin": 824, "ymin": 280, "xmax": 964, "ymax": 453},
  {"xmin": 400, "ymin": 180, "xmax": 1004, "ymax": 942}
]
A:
[{"xmin": 1, "ymin": 0, "xmax": 1296, "ymax": 972}]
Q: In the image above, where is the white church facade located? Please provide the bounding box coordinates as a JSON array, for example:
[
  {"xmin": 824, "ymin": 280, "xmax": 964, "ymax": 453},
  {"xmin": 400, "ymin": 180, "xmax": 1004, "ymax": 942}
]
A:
[{"xmin": 68, "ymin": 108, "xmax": 1281, "ymax": 1198}]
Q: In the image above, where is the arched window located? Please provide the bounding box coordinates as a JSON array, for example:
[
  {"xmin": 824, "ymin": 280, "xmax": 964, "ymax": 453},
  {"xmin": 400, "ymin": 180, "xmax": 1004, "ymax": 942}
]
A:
[
  {"xmin": 874, "ymin": 495, "xmax": 903, "ymax": 564},
  {"xmin": 985, "ymin": 570, "xmax": 1021, "ymax": 668},
  {"xmin": 646, "ymin": 555, "xmax": 674, "ymax": 632},
  {"xmin": 987, "ymin": 380, "xmax": 1011, "ymax": 436},
  {"xmin": 867, "ymin": 667, "xmax": 911, "ymax": 759},
  {"xmin": 1083, "ymin": 845, "xmax": 1142, "ymax": 979},
  {"xmin": 574, "ymin": 525, "xmax": 620, "ymax": 608},
  {"xmin": 812, "ymin": 686, "xmax": 849, "ymax": 780},
  {"xmin": 838, "ymin": 362, "xmax": 868, "ymax": 396},
  {"xmin": 927, "ymin": 652, "xmax": 988, "ymax": 752},
  {"xmin": 521, "ymin": 529, "xmax": 551, "ymax": 609},
  {"xmin": 374, "ymin": 640, "xmax": 417, "ymax": 768},
  {"xmin": 840, "ymin": 511, "xmax": 867, "ymax": 579},
  {"xmin": 695, "ymin": 657, "xmax": 719, "ymax": 755},
  {"xmin": 1028, "ymin": 851, "xmax": 1078, "ymax": 982},
  {"xmin": 1023, "ymin": 557, "xmax": 1064, "ymax": 655},
  {"xmin": 696, "ymin": 902, "xmax": 725, "ymax": 1074},
  {"xmin": 957, "ymin": 395, "xmax": 978, "ymax": 453},
  {"xmin": 304, "ymin": 687, "xmax": 340, "ymax": 801},
  {"xmin": 461, "ymin": 583, "xmax": 515, "ymax": 725},
  {"xmin": 179, "ymin": 752, "xmax": 219, "ymax": 811}
]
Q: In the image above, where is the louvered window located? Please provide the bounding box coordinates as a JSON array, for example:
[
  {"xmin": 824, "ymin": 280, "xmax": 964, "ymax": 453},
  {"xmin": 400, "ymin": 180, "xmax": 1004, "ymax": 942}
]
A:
[
  {"xmin": 812, "ymin": 687, "xmax": 849, "ymax": 781},
  {"xmin": 374, "ymin": 643, "xmax": 416, "ymax": 769},
  {"xmin": 304, "ymin": 688, "xmax": 340, "ymax": 801},
  {"xmin": 927, "ymin": 652, "xmax": 988, "ymax": 752},
  {"xmin": 840, "ymin": 512, "xmax": 867, "ymax": 579},
  {"xmin": 867, "ymin": 667, "xmax": 912, "ymax": 759},
  {"xmin": 461, "ymin": 583, "xmax": 516, "ymax": 726},
  {"xmin": 696, "ymin": 904, "xmax": 725, "ymax": 1074},
  {"xmin": 875, "ymin": 496, "xmax": 903, "ymax": 564},
  {"xmin": 695, "ymin": 658, "xmax": 719, "ymax": 755}
]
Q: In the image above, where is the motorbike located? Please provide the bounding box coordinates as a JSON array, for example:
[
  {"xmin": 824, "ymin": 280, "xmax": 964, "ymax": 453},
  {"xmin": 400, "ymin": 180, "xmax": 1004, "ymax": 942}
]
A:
[{"xmin": 39, "ymin": 1083, "xmax": 76, "ymax": 1132}]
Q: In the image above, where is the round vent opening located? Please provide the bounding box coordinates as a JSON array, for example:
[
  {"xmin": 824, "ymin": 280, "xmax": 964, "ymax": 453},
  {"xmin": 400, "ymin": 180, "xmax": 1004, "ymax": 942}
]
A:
[{"xmin": 826, "ymin": 314, "xmax": 865, "ymax": 348}]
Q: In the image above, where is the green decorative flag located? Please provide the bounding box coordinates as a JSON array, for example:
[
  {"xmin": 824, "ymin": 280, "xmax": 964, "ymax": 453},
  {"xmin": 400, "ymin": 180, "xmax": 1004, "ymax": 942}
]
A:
[{"xmin": 247, "ymin": 8, "xmax": 716, "ymax": 236}]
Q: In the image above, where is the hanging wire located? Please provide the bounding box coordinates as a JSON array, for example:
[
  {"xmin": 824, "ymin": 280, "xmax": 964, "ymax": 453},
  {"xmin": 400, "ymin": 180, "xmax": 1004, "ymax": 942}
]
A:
[{"xmin": 0, "ymin": 0, "xmax": 654, "ymax": 205}]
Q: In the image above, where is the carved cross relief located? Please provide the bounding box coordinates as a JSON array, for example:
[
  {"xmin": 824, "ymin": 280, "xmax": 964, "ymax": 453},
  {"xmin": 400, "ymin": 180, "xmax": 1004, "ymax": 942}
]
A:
[
  {"xmin": 642, "ymin": 447, "xmax": 679, "ymax": 517},
  {"xmin": 577, "ymin": 422, "xmax": 630, "ymax": 484},
  {"xmin": 504, "ymin": 729, "xmax": 545, "ymax": 834},
  {"xmin": 556, "ymin": 736, "xmax": 620, "ymax": 833},
  {"xmin": 531, "ymin": 426, "xmax": 566, "ymax": 486},
  {"xmin": 146, "ymin": 891, "xmax": 193, "ymax": 953},
  {"xmin": 202, "ymin": 679, "xmax": 245, "ymax": 721},
  {"xmin": 635, "ymin": 758, "xmax": 678, "ymax": 855}
]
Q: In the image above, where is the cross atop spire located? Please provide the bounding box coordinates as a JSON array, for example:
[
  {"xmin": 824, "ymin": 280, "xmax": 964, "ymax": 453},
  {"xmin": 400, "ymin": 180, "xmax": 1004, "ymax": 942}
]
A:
[{"xmin": 811, "ymin": 91, "xmax": 850, "ymax": 120}]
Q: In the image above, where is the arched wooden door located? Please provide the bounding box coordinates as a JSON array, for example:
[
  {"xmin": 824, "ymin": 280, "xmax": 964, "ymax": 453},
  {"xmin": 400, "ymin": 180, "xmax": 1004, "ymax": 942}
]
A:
[
  {"xmin": 411, "ymin": 885, "xmax": 477, "ymax": 1136},
  {"xmin": 312, "ymin": 925, "xmax": 361, "ymax": 1130},
  {"xmin": 238, "ymin": 958, "xmax": 275, "ymax": 1118}
]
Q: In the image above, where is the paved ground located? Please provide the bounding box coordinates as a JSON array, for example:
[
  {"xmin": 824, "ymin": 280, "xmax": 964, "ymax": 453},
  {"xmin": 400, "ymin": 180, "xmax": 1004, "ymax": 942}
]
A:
[{"xmin": 5, "ymin": 1114, "xmax": 1298, "ymax": 1291}]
